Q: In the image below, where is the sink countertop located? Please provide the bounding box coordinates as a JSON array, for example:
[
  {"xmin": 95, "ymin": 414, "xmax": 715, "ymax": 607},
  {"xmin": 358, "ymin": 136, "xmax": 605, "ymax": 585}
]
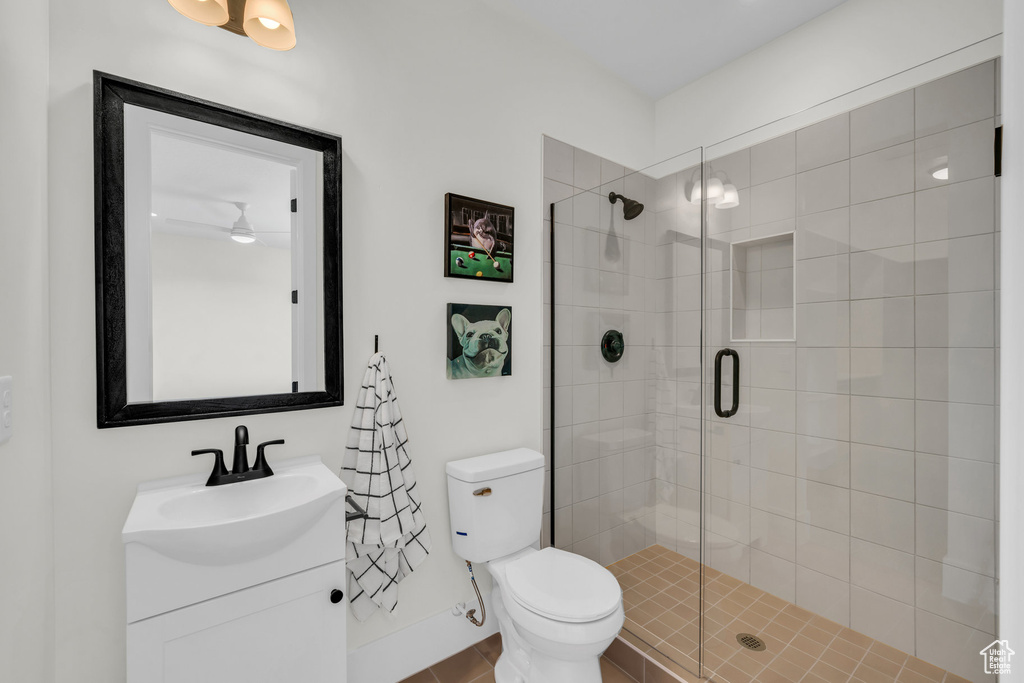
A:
[
  {"xmin": 122, "ymin": 454, "xmax": 350, "ymax": 623},
  {"xmin": 122, "ymin": 455, "xmax": 346, "ymax": 564}
]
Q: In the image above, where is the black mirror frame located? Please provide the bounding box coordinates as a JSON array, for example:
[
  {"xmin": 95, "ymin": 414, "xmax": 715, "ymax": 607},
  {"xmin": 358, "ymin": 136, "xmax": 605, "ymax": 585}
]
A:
[{"xmin": 94, "ymin": 72, "xmax": 343, "ymax": 428}]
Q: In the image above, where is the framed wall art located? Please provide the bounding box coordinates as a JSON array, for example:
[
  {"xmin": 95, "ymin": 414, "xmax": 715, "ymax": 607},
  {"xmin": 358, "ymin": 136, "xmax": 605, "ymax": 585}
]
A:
[
  {"xmin": 446, "ymin": 303, "xmax": 512, "ymax": 379},
  {"xmin": 444, "ymin": 193, "xmax": 514, "ymax": 282}
]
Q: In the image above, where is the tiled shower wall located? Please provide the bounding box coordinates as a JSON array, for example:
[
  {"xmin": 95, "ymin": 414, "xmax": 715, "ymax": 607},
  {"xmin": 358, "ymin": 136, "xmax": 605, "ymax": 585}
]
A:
[
  {"xmin": 543, "ymin": 60, "xmax": 999, "ymax": 683},
  {"xmin": 543, "ymin": 137, "xmax": 658, "ymax": 564},
  {"xmin": 691, "ymin": 61, "xmax": 999, "ymax": 682}
]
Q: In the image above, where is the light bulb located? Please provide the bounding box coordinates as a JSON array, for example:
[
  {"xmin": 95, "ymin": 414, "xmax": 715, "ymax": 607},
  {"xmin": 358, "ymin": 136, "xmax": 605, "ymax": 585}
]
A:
[
  {"xmin": 231, "ymin": 234, "xmax": 256, "ymax": 244},
  {"xmin": 243, "ymin": 0, "xmax": 296, "ymax": 50}
]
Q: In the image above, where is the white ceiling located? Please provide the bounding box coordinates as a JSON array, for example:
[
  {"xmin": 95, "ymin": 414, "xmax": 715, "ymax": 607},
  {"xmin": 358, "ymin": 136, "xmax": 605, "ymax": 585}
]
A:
[
  {"xmin": 506, "ymin": 0, "xmax": 850, "ymax": 98},
  {"xmin": 150, "ymin": 134, "xmax": 294, "ymax": 249}
]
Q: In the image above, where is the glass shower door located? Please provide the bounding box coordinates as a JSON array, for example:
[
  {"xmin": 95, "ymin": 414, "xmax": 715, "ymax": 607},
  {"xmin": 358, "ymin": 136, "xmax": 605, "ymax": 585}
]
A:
[
  {"xmin": 700, "ymin": 60, "xmax": 1000, "ymax": 683},
  {"xmin": 617, "ymin": 149, "xmax": 707, "ymax": 679},
  {"xmin": 701, "ymin": 138, "xmax": 799, "ymax": 680},
  {"xmin": 545, "ymin": 143, "xmax": 707, "ymax": 680}
]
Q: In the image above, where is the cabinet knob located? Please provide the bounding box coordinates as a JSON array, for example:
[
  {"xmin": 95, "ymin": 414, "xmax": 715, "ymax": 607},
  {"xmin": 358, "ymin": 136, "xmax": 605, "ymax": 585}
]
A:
[{"xmin": 330, "ymin": 589, "xmax": 344, "ymax": 604}]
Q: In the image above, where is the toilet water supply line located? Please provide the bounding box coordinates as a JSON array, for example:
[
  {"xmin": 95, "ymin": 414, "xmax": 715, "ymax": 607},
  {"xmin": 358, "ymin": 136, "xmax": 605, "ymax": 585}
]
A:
[{"xmin": 465, "ymin": 561, "xmax": 486, "ymax": 627}]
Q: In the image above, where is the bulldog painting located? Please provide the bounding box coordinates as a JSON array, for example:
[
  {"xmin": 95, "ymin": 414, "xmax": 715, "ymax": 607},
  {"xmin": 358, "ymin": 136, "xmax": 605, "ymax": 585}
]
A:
[{"xmin": 446, "ymin": 303, "xmax": 513, "ymax": 379}]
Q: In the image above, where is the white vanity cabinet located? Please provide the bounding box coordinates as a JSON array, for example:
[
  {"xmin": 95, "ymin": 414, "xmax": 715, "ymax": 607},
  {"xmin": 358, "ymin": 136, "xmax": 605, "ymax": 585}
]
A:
[
  {"xmin": 123, "ymin": 456, "xmax": 349, "ymax": 683},
  {"xmin": 127, "ymin": 560, "xmax": 346, "ymax": 683}
]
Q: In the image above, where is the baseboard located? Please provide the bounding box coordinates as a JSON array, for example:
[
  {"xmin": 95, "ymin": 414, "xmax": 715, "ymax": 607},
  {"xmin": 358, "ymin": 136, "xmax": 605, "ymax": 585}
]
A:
[{"xmin": 348, "ymin": 593, "xmax": 499, "ymax": 683}]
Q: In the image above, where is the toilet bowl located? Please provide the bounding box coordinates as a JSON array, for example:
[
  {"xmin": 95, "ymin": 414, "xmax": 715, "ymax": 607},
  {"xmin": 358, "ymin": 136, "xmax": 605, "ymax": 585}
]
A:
[{"xmin": 447, "ymin": 449, "xmax": 625, "ymax": 683}]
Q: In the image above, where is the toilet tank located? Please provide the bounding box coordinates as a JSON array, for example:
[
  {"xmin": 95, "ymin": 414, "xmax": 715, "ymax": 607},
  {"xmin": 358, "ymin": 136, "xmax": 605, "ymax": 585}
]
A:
[{"xmin": 446, "ymin": 448, "xmax": 544, "ymax": 563}]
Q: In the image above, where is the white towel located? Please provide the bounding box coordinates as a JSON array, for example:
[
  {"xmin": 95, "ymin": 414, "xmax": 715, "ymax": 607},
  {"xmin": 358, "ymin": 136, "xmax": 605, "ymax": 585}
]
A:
[{"xmin": 341, "ymin": 353, "xmax": 431, "ymax": 621}]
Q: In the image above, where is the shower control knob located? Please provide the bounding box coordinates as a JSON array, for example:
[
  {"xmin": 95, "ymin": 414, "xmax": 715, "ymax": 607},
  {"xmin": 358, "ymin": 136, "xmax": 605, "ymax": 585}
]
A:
[
  {"xmin": 330, "ymin": 589, "xmax": 344, "ymax": 604},
  {"xmin": 601, "ymin": 330, "xmax": 625, "ymax": 363}
]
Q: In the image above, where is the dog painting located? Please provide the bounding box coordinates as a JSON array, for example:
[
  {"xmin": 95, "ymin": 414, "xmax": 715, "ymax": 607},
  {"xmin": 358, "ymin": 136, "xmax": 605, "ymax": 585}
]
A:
[
  {"xmin": 444, "ymin": 193, "xmax": 514, "ymax": 282},
  {"xmin": 447, "ymin": 304, "xmax": 512, "ymax": 379}
]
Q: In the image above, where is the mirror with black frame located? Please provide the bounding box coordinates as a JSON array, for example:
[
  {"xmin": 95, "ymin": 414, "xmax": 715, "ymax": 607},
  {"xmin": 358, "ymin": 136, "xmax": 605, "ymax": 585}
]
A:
[{"xmin": 94, "ymin": 72, "xmax": 343, "ymax": 428}]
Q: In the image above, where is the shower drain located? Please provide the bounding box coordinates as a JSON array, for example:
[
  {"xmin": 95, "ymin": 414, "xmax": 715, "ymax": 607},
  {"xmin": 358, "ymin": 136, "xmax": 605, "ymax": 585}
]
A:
[{"xmin": 736, "ymin": 633, "xmax": 767, "ymax": 652}]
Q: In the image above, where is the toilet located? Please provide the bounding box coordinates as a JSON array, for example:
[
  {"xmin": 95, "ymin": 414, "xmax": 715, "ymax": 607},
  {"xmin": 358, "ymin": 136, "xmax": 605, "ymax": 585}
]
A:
[{"xmin": 446, "ymin": 448, "xmax": 625, "ymax": 683}]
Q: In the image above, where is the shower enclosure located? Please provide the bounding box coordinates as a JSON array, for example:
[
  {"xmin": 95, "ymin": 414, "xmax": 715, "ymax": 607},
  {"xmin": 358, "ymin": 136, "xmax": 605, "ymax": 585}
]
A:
[{"xmin": 545, "ymin": 58, "xmax": 999, "ymax": 683}]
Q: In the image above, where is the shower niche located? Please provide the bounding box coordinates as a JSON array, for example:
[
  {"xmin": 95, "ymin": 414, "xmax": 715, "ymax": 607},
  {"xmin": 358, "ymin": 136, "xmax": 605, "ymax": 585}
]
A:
[{"xmin": 730, "ymin": 231, "xmax": 795, "ymax": 341}]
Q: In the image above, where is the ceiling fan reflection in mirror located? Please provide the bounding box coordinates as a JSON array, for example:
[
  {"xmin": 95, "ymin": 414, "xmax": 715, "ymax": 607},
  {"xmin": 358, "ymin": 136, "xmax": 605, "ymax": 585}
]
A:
[{"xmin": 160, "ymin": 201, "xmax": 290, "ymax": 247}]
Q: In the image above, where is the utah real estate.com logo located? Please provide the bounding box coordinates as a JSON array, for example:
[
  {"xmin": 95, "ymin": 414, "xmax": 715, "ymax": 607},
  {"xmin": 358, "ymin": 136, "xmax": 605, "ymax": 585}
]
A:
[{"xmin": 980, "ymin": 639, "xmax": 1015, "ymax": 675}]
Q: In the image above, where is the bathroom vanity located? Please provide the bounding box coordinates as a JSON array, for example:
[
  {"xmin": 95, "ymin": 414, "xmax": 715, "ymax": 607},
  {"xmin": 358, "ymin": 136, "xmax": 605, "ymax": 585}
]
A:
[{"xmin": 122, "ymin": 456, "xmax": 348, "ymax": 683}]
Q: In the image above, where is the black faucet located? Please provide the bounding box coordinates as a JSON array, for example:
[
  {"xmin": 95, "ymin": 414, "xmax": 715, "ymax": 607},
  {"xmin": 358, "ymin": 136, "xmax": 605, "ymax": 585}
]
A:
[
  {"xmin": 192, "ymin": 425, "xmax": 284, "ymax": 486},
  {"xmin": 232, "ymin": 425, "xmax": 250, "ymax": 474}
]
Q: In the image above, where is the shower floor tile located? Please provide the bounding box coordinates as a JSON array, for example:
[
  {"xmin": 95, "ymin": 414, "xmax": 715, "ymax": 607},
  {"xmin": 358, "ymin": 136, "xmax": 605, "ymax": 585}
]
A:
[{"xmin": 609, "ymin": 545, "xmax": 973, "ymax": 683}]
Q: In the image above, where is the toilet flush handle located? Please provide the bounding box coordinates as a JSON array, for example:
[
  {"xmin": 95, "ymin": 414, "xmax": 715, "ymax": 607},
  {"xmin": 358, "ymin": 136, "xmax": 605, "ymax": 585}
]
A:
[{"xmin": 473, "ymin": 487, "xmax": 492, "ymax": 496}]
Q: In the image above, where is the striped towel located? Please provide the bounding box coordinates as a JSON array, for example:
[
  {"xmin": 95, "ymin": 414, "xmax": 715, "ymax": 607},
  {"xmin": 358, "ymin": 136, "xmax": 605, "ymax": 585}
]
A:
[{"xmin": 341, "ymin": 353, "xmax": 431, "ymax": 621}]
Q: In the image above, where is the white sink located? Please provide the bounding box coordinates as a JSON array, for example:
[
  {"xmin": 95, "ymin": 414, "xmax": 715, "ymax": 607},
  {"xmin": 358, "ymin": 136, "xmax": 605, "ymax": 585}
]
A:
[{"xmin": 123, "ymin": 456, "xmax": 346, "ymax": 566}]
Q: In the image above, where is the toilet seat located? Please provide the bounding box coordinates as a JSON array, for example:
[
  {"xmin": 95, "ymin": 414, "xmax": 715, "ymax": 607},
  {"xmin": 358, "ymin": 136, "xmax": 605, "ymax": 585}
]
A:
[{"xmin": 504, "ymin": 548, "xmax": 621, "ymax": 623}]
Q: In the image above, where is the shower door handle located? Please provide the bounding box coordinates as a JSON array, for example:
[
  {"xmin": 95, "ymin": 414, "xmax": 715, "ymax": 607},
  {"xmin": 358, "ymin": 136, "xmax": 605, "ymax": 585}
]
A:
[{"xmin": 714, "ymin": 348, "xmax": 739, "ymax": 418}]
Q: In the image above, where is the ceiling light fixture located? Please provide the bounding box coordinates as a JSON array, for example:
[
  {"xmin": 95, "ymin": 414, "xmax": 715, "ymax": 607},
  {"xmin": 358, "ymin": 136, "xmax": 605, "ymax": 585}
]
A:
[
  {"xmin": 168, "ymin": 0, "xmax": 230, "ymax": 26},
  {"xmin": 230, "ymin": 202, "xmax": 256, "ymax": 244},
  {"xmin": 243, "ymin": 0, "xmax": 296, "ymax": 50},
  {"xmin": 717, "ymin": 183, "xmax": 740, "ymax": 209},
  {"xmin": 683, "ymin": 167, "xmax": 703, "ymax": 205},
  {"xmin": 705, "ymin": 176, "xmax": 725, "ymax": 202},
  {"xmin": 168, "ymin": 0, "xmax": 296, "ymax": 51},
  {"xmin": 687, "ymin": 180, "xmax": 702, "ymax": 205},
  {"xmin": 684, "ymin": 168, "xmax": 739, "ymax": 209}
]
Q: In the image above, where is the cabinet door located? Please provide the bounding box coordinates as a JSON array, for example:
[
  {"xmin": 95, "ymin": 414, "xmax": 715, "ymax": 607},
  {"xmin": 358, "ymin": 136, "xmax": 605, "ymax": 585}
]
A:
[{"xmin": 128, "ymin": 561, "xmax": 347, "ymax": 683}]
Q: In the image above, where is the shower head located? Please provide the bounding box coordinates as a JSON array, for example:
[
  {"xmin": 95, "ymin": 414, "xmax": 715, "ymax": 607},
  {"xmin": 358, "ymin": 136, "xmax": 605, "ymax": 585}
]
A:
[{"xmin": 608, "ymin": 192, "xmax": 644, "ymax": 221}]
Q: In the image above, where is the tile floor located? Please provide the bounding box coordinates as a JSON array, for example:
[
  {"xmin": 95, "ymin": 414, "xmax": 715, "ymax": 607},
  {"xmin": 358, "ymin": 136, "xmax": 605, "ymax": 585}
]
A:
[
  {"xmin": 400, "ymin": 545, "xmax": 977, "ymax": 683},
  {"xmin": 399, "ymin": 632, "xmax": 640, "ymax": 683},
  {"xmin": 612, "ymin": 545, "xmax": 974, "ymax": 683}
]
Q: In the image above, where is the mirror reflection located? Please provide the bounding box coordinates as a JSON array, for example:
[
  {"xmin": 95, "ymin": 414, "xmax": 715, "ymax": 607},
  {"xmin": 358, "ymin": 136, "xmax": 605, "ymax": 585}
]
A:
[{"xmin": 122, "ymin": 105, "xmax": 324, "ymax": 403}]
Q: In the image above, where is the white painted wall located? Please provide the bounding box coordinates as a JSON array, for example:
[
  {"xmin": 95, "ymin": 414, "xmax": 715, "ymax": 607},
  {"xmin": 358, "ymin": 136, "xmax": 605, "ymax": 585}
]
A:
[
  {"xmin": 0, "ymin": 1, "xmax": 54, "ymax": 683},
  {"xmin": 655, "ymin": 0, "xmax": 1004, "ymax": 160},
  {"xmin": 45, "ymin": 1, "xmax": 653, "ymax": 681},
  {"xmin": 150, "ymin": 231, "xmax": 292, "ymax": 401},
  {"xmin": 1000, "ymin": 2, "xmax": 1023, "ymax": 678}
]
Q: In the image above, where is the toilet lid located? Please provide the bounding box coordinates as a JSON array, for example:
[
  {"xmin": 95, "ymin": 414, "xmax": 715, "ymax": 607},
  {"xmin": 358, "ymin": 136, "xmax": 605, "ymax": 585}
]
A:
[{"xmin": 505, "ymin": 548, "xmax": 621, "ymax": 623}]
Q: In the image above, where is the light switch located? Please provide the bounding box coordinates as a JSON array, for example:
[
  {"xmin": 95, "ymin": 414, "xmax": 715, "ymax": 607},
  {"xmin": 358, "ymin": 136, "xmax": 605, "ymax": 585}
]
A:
[{"xmin": 0, "ymin": 376, "xmax": 11, "ymax": 445}]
